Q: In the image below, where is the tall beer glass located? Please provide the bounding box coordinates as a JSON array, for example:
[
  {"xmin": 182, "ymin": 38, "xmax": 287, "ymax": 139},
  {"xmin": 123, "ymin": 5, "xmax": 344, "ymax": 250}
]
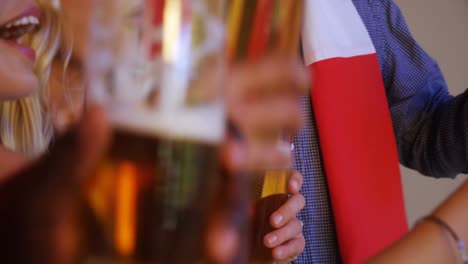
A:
[
  {"xmin": 82, "ymin": 0, "xmax": 226, "ymax": 263},
  {"xmin": 226, "ymin": 1, "xmax": 304, "ymax": 262}
]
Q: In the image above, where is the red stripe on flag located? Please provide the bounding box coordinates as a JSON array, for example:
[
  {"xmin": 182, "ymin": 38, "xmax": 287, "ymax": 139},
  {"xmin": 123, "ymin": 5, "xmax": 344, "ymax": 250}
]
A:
[
  {"xmin": 247, "ymin": 0, "xmax": 273, "ymax": 59},
  {"xmin": 310, "ymin": 54, "xmax": 408, "ymax": 263}
]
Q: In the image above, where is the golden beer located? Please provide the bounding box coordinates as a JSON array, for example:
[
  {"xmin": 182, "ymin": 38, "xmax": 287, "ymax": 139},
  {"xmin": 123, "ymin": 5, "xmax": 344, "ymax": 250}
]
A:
[
  {"xmin": 82, "ymin": 0, "xmax": 226, "ymax": 262},
  {"xmin": 82, "ymin": 128, "xmax": 221, "ymax": 263},
  {"xmin": 226, "ymin": 0, "xmax": 304, "ymax": 262}
]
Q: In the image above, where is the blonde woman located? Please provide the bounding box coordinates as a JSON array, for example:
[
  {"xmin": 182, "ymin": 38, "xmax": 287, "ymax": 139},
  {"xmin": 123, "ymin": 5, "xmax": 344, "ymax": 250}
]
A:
[
  {"xmin": 0, "ymin": 0, "xmax": 63, "ymax": 167},
  {"xmin": 0, "ymin": 0, "xmax": 67, "ymax": 184}
]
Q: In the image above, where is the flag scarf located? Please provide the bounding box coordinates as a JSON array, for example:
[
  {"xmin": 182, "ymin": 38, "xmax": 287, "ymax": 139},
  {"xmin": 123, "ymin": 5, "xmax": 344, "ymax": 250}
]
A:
[{"xmin": 302, "ymin": 1, "xmax": 408, "ymax": 263}]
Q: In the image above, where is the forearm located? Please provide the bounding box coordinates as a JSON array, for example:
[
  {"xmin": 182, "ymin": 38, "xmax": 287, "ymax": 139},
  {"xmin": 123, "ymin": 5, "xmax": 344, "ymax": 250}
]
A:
[
  {"xmin": 367, "ymin": 181, "xmax": 468, "ymax": 264},
  {"xmin": 398, "ymin": 91, "xmax": 468, "ymax": 178}
]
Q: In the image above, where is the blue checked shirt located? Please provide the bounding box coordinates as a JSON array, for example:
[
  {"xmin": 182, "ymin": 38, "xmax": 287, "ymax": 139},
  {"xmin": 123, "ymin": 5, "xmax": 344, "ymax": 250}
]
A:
[{"xmin": 294, "ymin": 0, "xmax": 467, "ymax": 263}]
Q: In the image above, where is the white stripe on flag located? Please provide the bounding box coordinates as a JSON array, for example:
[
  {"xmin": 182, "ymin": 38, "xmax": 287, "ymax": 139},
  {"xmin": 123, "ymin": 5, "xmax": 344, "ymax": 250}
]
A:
[{"xmin": 301, "ymin": 0, "xmax": 376, "ymax": 66}]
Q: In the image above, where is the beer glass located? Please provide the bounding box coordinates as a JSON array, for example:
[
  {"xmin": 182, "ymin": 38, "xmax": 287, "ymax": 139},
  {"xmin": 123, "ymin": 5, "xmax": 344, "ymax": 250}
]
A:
[
  {"xmin": 82, "ymin": 0, "xmax": 226, "ymax": 263},
  {"xmin": 226, "ymin": 0, "xmax": 304, "ymax": 262}
]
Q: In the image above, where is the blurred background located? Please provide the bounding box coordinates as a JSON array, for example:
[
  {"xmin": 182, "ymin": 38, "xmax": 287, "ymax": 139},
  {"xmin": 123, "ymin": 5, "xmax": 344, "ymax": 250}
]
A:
[{"xmin": 395, "ymin": 0, "xmax": 468, "ymax": 226}]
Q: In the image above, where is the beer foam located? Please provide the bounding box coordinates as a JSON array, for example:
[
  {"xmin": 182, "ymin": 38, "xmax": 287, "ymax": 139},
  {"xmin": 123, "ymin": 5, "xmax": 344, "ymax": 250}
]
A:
[{"xmin": 110, "ymin": 103, "xmax": 225, "ymax": 144}]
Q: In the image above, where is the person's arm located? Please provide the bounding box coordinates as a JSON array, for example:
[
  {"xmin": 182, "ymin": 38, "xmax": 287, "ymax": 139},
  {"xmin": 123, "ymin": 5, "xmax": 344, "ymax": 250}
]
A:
[
  {"xmin": 375, "ymin": 0, "xmax": 468, "ymax": 178},
  {"xmin": 367, "ymin": 180, "xmax": 468, "ymax": 263}
]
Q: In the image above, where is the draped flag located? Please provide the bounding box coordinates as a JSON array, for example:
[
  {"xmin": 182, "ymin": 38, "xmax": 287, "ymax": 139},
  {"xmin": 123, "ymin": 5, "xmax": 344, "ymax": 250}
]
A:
[{"xmin": 302, "ymin": 0, "xmax": 408, "ymax": 263}]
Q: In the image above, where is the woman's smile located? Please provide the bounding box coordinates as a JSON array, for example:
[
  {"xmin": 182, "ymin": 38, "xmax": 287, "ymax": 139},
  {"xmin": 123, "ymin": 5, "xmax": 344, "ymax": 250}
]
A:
[{"xmin": 0, "ymin": 6, "xmax": 40, "ymax": 62}]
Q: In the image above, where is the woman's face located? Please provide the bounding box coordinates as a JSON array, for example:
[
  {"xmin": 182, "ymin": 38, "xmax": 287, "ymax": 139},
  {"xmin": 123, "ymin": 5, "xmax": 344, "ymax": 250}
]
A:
[{"xmin": 0, "ymin": 0, "xmax": 41, "ymax": 100}]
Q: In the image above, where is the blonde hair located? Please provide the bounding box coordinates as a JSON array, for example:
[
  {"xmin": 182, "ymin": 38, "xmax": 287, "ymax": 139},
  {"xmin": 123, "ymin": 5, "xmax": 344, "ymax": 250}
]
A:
[{"xmin": 0, "ymin": 0, "xmax": 64, "ymax": 157}]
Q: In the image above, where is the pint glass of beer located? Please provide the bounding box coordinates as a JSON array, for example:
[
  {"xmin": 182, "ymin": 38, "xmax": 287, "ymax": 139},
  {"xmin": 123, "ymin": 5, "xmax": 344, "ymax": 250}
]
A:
[
  {"xmin": 82, "ymin": 0, "xmax": 226, "ymax": 263},
  {"xmin": 226, "ymin": 0, "xmax": 304, "ymax": 262}
]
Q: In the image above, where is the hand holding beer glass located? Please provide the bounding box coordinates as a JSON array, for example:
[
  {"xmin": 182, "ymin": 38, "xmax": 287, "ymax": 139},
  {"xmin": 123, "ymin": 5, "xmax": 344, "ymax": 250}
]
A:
[
  {"xmin": 226, "ymin": 0, "xmax": 305, "ymax": 263},
  {"xmin": 82, "ymin": 0, "xmax": 225, "ymax": 262}
]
